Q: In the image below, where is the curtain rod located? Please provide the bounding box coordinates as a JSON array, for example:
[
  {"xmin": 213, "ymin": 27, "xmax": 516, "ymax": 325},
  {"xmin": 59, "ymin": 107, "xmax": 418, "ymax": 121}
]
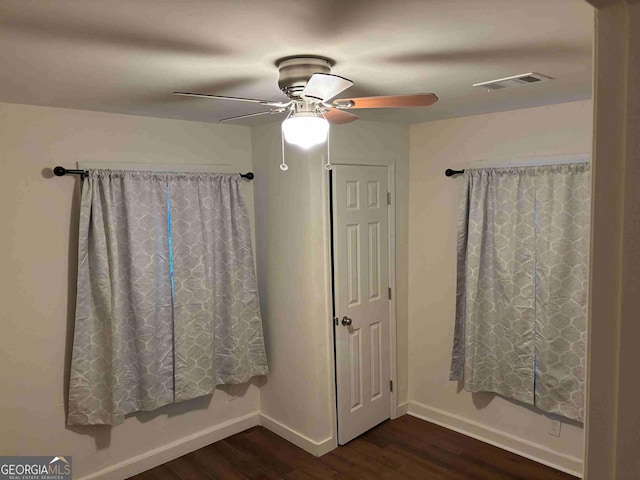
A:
[
  {"xmin": 52, "ymin": 166, "xmax": 254, "ymax": 180},
  {"xmin": 444, "ymin": 153, "xmax": 591, "ymax": 178}
]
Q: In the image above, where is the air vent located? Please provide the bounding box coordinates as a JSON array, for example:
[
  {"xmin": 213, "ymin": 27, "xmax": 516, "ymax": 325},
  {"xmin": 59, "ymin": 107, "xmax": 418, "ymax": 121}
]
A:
[{"xmin": 473, "ymin": 72, "xmax": 553, "ymax": 90}]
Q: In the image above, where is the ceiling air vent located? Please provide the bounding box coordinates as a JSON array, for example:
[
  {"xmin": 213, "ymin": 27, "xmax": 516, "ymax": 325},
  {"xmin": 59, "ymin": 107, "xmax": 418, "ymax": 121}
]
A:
[{"xmin": 473, "ymin": 72, "xmax": 553, "ymax": 90}]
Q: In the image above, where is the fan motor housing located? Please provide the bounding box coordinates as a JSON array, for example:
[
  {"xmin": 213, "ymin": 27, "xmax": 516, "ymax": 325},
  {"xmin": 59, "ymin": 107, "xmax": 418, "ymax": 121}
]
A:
[{"xmin": 276, "ymin": 56, "xmax": 334, "ymax": 98}]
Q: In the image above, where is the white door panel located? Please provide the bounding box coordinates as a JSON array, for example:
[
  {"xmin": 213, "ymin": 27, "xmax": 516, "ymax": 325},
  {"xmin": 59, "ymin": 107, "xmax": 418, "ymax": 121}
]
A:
[{"xmin": 333, "ymin": 165, "xmax": 390, "ymax": 445}]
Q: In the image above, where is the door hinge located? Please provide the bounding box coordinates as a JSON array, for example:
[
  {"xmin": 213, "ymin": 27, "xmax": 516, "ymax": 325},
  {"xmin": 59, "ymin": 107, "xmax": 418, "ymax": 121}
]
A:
[
  {"xmin": 390, "ymin": 380, "xmax": 393, "ymax": 392},
  {"xmin": 388, "ymin": 287, "xmax": 392, "ymax": 300},
  {"xmin": 387, "ymin": 192, "xmax": 391, "ymax": 205}
]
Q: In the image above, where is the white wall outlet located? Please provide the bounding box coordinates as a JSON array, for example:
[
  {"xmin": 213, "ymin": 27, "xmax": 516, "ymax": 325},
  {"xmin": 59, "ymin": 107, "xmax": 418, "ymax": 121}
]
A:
[{"xmin": 549, "ymin": 418, "xmax": 562, "ymax": 437}]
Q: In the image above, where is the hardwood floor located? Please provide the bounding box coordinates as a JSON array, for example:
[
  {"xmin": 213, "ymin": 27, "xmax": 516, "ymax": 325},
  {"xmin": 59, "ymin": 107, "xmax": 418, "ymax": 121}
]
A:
[{"xmin": 130, "ymin": 415, "xmax": 578, "ymax": 480}]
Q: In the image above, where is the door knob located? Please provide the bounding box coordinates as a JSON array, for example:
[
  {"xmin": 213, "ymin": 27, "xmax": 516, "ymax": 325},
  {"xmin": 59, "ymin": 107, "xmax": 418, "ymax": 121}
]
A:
[{"xmin": 341, "ymin": 316, "xmax": 352, "ymax": 326}]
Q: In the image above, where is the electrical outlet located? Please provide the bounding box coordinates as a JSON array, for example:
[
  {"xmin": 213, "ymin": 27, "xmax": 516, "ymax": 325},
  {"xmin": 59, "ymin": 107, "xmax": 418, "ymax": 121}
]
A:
[{"xmin": 549, "ymin": 419, "xmax": 562, "ymax": 437}]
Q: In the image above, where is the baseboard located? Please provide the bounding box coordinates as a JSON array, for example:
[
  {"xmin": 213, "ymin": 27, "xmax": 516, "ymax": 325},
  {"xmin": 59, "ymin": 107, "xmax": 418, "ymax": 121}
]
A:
[
  {"xmin": 407, "ymin": 401, "xmax": 583, "ymax": 478},
  {"xmin": 259, "ymin": 413, "xmax": 337, "ymax": 457},
  {"xmin": 75, "ymin": 400, "xmax": 577, "ymax": 479},
  {"xmin": 77, "ymin": 411, "xmax": 260, "ymax": 480}
]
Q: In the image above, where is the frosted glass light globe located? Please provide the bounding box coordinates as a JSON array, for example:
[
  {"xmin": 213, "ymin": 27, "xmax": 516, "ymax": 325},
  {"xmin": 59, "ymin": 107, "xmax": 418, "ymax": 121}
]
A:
[{"xmin": 281, "ymin": 115, "xmax": 329, "ymax": 149}]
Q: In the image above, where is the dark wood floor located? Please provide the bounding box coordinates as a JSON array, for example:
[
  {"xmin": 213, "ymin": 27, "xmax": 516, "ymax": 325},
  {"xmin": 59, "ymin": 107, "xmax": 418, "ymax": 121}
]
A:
[{"xmin": 130, "ymin": 415, "xmax": 578, "ymax": 480}]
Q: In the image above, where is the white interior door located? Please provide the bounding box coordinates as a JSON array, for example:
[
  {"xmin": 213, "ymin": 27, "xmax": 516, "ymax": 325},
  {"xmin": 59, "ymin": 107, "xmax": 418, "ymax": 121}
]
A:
[{"xmin": 333, "ymin": 165, "xmax": 391, "ymax": 445}]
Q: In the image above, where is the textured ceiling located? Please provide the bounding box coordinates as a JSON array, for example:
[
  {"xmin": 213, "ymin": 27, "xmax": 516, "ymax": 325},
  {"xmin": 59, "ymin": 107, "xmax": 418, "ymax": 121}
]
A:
[{"xmin": 0, "ymin": 0, "xmax": 593, "ymax": 126}]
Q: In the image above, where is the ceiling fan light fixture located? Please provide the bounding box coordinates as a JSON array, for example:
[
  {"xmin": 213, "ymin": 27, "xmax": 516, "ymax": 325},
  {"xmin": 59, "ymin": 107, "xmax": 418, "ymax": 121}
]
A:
[{"xmin": 281, "ymin": 112, "xmax": 329, "ymax": 149}]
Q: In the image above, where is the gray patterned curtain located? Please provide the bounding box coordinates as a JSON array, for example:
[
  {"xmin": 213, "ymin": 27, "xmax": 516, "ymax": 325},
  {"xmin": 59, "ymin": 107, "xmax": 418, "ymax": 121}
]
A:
[
  {"xmin": 68, "ymin": 170, "xmax": 267, "ymax": 426},
  {"xmin": 450, "ymin": 163, "xmax": 590, "ymax": 422},
  {"xmin": 167, "ymin": 174, "xmax": 268, "ymax": 402}
]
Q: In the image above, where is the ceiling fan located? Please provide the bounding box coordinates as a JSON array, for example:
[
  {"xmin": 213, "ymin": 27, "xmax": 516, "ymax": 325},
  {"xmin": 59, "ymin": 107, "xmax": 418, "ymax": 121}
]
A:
[{"xmin": 174, "ymin": 55, "xmax": 438, "ymax": 150}]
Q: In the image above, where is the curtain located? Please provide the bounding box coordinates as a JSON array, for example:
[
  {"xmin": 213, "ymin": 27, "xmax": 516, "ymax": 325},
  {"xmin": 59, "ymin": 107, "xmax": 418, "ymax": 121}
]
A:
[
  {"xmin": 450, "ymin": 163, "xmax": 589, "ymax": 422},
  {"xmin": 533, "ymin": 167, "xmax": 590, "ymax": 420},
  {"xmin": 167, "ymin": 174, "xmax": 268, "ymax": 402},
  {"xmin": 68, "ymin": 170, "xmax": 267, "ymax": 426}
]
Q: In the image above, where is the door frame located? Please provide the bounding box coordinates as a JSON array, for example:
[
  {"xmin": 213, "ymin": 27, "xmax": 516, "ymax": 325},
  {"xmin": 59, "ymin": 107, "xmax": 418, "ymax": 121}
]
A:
[{"xmin": 325, "ymin": 158, "xmax": 399, "ymax": 445}]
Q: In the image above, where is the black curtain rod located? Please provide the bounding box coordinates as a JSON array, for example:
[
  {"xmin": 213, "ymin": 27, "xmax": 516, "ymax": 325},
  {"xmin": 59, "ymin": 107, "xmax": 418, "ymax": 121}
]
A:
[
  {"xmin": 445, "ymin": 169, "xmax": 465, "ymax": 177},
  {"xmin": 53, "ymin": 166, "xmax": 254, "ymax": 180}
]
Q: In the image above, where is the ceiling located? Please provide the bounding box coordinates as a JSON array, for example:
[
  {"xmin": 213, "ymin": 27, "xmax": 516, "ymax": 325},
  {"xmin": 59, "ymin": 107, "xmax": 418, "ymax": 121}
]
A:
[{"xmin": 0, "ymin": 0, "xmax": 593, "ymax": 126}]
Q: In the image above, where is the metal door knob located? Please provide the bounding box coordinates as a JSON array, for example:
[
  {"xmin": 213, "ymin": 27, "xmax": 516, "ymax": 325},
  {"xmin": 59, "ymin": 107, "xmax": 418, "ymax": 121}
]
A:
[{"xmin": 341, "ymin": 316, "xmax": 352, "ymax": 326}]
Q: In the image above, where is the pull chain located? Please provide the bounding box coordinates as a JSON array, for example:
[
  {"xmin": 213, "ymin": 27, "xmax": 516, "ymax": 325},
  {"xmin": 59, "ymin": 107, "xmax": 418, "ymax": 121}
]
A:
[
  {"xmin": 321, "ymin": 112, "xmax": 333, "ymax": 171},
  {"xmin": 280, "ymin": 109, "xmax": 293, "ymax": 171},
  {"xmin": 280, "ymin": 127, "xmax": 288, "ymax": 171}
]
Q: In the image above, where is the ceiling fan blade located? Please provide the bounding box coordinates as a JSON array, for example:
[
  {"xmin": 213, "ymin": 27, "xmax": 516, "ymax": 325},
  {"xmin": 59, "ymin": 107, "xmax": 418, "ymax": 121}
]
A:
[
  {"xmin": 219, "ymin": 110, "xmax": 284, "ymax": 122},
  {"xmin": 174, "ymin": 92, "xmax": 288, "ymax": 107},
  {"xmin": 333, "ymin": 93, "xmax": 438, "ymax": 109},
  {"xmin": 322, "ymin": 108, "xmax": 359, "ymax": 125},
  {"xmin": 302, "ymin": 74, "xmax": 353, "ymax": 102}
]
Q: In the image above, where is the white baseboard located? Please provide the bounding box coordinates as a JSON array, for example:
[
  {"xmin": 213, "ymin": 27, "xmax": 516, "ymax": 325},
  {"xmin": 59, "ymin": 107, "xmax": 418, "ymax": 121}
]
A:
[
  {"xmin": 78, "ymin": 412, "xmax": 260, "ymax": 480},
  {"xmin": 76, "ymin": 400, "xmax": 577, "ymax": 479},
  {"xmin": 407, "ymin": 401, "xmax": 583, "ymax": 478},
  {"xmin": 259, "ymin": 413, "xmax": 337, "ymax": 457}
]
